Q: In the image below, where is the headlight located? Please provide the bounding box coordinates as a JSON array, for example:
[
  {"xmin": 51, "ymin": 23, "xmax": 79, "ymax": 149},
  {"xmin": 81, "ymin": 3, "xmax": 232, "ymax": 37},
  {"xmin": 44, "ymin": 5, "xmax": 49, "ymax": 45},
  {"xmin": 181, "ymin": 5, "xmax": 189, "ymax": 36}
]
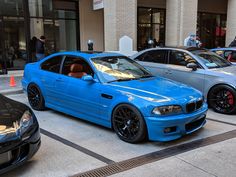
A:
[
  {"xmin": 20, "ymin": 110, "xmax": 33, "ymax": 134},
  {"xmin": 152, "ymin": 105, "xmax": 182, "ymax": 115}
]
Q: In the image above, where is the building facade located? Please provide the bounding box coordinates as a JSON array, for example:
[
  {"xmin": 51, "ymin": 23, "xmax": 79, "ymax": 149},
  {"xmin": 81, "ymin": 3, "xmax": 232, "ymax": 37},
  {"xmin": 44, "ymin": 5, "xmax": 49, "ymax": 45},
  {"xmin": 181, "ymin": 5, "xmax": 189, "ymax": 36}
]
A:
[{"xmin": 0, "ymin": 0, "xmax": 235, "ymax": 74}]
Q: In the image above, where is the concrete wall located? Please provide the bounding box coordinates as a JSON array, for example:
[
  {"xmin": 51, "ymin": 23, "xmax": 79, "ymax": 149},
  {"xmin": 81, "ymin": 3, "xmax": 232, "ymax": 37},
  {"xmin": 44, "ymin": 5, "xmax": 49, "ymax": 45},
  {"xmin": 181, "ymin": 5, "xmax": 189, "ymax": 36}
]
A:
[
  {"xmin": 104, "ymin": 0, "xmax": 137, "ymax": 51},
  {"xmin": 79, "ymin": 0, "xmax": 104, "ymax": 51},
  {"xmin": 198, "ymin": 0, "xmax": 227, "ymax": 14},
  {"xmin": 166, "ymin": 0, "xmax": 198, "ymax": 46},
  {"xmin": 226, "ymin": 0, "xmax": 236, "ymax": 46}
]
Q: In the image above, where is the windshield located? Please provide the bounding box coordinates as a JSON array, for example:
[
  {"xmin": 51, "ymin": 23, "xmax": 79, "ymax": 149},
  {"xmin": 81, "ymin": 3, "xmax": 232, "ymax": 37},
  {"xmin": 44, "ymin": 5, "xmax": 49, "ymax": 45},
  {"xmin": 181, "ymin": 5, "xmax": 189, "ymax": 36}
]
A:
[
  {"xmin": 91, "ymin": 56, "xmax": 153, "ymax": 83},
  {"xmin": 192, "ymin": 50, "xmax": 232, "ymax": 69}
]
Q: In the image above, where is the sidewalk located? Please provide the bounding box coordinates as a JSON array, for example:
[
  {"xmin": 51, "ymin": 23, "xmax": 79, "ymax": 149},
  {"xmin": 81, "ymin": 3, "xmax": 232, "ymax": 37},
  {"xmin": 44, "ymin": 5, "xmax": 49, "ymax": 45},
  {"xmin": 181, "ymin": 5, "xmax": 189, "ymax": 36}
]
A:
[{"xmin": 0, "ymin": 71, "xmax": 24, "ymax": 95}]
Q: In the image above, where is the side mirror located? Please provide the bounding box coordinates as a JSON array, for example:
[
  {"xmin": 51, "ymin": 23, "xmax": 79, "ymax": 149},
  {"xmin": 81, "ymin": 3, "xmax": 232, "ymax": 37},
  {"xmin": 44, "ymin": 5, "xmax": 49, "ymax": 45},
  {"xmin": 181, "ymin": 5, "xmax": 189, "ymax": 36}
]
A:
[
  {"xmin": 82, "ymin": 75, "xmax": 94, "ymax": 81},
  {"xmin": 186, "ymin": 63, "xmax": 198, "ymax": 71}
]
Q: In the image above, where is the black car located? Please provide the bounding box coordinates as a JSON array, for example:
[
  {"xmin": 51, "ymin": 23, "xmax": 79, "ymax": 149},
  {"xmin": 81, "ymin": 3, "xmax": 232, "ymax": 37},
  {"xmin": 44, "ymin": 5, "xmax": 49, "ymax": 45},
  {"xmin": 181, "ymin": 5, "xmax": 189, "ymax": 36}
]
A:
[{"xmin": 0, "ymin": 94, "xmax": 40, "ymax": 174}]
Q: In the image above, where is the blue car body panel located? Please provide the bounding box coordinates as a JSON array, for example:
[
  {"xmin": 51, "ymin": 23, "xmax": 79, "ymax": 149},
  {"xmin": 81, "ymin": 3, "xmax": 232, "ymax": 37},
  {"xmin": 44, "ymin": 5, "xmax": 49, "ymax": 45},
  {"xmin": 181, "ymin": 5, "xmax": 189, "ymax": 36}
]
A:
[{"xmin": 22, "ymin": 51, "xmax": 208, "ymax": 141}]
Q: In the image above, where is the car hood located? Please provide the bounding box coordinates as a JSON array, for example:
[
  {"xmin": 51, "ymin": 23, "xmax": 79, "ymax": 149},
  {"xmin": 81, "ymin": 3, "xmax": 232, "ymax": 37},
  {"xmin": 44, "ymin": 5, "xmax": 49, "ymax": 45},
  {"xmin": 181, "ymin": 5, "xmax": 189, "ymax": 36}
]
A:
[
  {"xmin": 211, "ymin": 65, "xmax": 236, "ymax": 76},
  {"xmin": 0, "ymin": 94, "xmax": 28, "ymax": 128},
  {"xmin": 108, "ymin": 77, "xmax": 202, "ymax": 105}
]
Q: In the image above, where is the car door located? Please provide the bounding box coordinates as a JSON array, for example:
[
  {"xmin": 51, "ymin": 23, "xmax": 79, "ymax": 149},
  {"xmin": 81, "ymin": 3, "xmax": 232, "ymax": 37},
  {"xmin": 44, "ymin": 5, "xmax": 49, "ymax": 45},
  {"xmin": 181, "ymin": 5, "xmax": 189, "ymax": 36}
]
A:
[
  {"xmin": 56, "ymin": 55, "xmax": 104, "ymax": 121},
  {"xmin": 40, "ymin": 54, "xmax": 64, "ymax": 105},
  {"xmin": 163, "ymin": 50, "xmax": 206, "ymax": 93},
  {"xmin": 134, "ymin": 50, "xmax": 168, "ymax": 77}
]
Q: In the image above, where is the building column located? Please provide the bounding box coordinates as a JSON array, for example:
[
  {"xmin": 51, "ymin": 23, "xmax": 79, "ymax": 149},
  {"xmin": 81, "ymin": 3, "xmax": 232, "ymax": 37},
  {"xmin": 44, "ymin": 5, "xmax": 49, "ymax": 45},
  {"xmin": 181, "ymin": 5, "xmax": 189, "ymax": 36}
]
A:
[
  {"xmin": 166, "ymin": 0, "xmax": 198, "ymax": 46},
  {"xmin": 104, "ymin": 0, "xmax": 137, "ymax": 51},
  {"xmin": 226, "ymin": 0, "xmax": 236, "ymax": 46}
]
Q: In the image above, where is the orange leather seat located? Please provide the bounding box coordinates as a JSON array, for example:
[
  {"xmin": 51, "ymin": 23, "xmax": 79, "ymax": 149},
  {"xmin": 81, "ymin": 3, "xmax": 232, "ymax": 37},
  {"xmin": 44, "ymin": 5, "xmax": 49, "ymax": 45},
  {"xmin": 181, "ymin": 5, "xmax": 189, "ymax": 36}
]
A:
[{"xmin": 68, "ymin": 64, "xmax": 87, "ymax": 78}]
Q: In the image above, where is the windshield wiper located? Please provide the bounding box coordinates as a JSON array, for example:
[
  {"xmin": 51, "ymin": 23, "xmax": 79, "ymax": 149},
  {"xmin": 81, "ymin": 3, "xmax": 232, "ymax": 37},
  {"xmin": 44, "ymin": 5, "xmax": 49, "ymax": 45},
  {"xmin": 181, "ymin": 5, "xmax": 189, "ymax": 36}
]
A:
[
  {"xmin": 107, "ymin": 78, "xmax": 138, "ymax": 83},
  {"xmin": 139, "ymin": 75, "xmax": 154, "ymax": 79}
]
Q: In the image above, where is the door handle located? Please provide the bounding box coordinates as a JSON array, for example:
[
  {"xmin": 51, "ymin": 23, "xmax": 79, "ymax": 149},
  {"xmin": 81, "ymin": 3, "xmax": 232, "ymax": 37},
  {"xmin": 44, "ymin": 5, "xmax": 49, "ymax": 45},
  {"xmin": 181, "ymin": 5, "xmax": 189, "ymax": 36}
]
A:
[
  {"xmin": 56, "ymin": 78, "xmax": 64, "ymax": 82},
  {"xmin": 165, "ymin": 70, "xmax": 172, "ymax": 75}
]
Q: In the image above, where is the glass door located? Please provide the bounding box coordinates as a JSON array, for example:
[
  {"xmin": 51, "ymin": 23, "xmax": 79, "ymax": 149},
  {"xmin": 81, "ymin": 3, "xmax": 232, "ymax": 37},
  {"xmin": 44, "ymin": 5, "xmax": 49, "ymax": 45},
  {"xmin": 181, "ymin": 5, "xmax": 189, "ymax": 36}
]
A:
[
  {"xmin": 0, "ymin": 18, "xmax": 5, "ymax": 74},
  {"xmin": 2, "ymin": 17, "xmax": 26, "ymax": 70}
]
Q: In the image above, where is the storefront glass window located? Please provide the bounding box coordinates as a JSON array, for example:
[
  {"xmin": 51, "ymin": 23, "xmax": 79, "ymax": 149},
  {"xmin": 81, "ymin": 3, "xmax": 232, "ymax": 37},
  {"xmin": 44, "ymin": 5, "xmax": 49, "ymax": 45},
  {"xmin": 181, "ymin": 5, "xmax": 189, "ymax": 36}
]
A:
[
  {"xmin": 28, "ymin": 0, "xmax": 53, "ymax": 17},
  {"xmin": 55, "ymin": 19, "xmax": 77, "ymax": 51},
  {"xmin": 0, "ymin": 0, "xmax": 79, "ymax": 73},
  {"xmin": 2, "ymin": 17, "xmax": 26, "ymax": 69},
  {"xmin": 56, "ymin": 10, "xmax": 77, "ymax": 19},
  {"xmin": 197, "ymin": 13, "xmax": 226, "ymax": 48},
  {"xmin": 137, "ymin": 7, "xmax": 166, "ymax": 51},
  {"xmin": 29, "ymin": 0, "xmax": 78, "ymax": 55},
  {"xmin": 0, "ymin": 0, "xmax": 23, "ymax": 16}
]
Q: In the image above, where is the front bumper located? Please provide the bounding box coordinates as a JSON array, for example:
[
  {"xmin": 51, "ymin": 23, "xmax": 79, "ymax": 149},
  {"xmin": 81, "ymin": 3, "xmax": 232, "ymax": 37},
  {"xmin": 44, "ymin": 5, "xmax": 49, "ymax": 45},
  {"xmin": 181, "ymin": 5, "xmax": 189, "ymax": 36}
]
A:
[
  {"xmin": 0, "ymin": 125, "xmax": 41, "ymax": 175},
  {"xmin": 145, "ymin": 103, "xmax": 208, "ymax": 141}
]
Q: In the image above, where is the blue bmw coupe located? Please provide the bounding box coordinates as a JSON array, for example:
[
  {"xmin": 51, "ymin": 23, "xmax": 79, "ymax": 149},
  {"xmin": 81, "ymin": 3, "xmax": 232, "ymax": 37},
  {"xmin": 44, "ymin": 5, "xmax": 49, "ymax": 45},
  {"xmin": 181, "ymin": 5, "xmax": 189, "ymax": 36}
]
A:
[{"xmin": 22, "ymin": 51, "xmax": 208, "ymax": 143}]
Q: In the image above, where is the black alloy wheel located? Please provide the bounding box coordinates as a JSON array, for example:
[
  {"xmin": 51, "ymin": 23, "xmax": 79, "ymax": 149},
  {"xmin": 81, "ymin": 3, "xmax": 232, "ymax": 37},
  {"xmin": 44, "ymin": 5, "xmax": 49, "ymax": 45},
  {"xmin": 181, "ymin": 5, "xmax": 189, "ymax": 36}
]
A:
[
  {"xmin": 208, "ymin": 85, "xmax": 236, "ymax": 114},
  {"xmin": 112, "ymin": 104, "xmax": 147, "ymax": 143},
  {"xmin": 27, "ymin": 84, "xmax": 45, "ymax": 111}
]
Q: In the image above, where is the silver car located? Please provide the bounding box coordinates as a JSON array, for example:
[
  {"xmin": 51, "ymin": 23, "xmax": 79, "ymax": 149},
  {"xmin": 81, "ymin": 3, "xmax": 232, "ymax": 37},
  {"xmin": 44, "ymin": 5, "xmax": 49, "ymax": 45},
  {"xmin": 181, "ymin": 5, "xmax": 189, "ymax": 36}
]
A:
[{"xmin": 131, "ymin": 47, "xmax": 236, "ymax": 114}]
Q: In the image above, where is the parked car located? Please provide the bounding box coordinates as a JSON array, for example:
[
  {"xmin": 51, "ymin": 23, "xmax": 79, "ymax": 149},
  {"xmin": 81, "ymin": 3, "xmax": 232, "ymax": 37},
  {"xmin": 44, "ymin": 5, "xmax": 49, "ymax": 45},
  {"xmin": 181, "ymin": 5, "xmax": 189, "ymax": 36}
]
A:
[
  {"xmin": 210, "ymin": 47, "xmax": 236, "ymax": 65},
  {"xmin": 0, "ymin": 94, "xmax": 40, "ymax": 175},
  {"xmin": 131, "ymin": 47, "xmax": 236, "ymax": 114},
  {"xmin": 22, "ymin": 51, "xmax": 207, "ymax": 143}
]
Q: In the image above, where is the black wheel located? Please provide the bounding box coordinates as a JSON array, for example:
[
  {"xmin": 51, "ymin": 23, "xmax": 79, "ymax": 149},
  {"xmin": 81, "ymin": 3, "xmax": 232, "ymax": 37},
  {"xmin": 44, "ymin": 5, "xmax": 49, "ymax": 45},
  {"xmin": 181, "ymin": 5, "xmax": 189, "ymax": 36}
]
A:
[
  {"xmin": 208, "ymin": 85, "xmax": 236, "ymax": 114},
  {"xmin": 112, "ymin": 104, "xmax": 147, "ymax": 143},
  {"xmin": 27, "ymin": 83, "xmax": 45, "ymax": 111}
]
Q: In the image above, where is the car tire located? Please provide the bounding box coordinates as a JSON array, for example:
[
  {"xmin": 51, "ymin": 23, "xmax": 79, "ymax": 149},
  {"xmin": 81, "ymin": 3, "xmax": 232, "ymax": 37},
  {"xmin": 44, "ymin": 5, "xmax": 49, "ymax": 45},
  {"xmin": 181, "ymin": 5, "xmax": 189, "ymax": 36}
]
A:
[
  {"xmin": 208, "ymin": 85, "xmax": 236, "ymax": 114},
  {"xmin": 27, "ymin": 83, "xmax": 46, "ymax": 111},
  {"xmin": 112, "ymin": 104, "xmax": 147, "ymax": 143}
]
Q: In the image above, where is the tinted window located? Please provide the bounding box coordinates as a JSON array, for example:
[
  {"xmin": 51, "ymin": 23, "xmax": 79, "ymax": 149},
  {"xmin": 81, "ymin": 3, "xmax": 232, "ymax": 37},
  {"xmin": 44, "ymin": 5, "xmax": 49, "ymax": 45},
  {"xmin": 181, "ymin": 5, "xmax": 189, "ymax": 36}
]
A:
[
  {"xmin": 169, "ymin": 51, "xmax": 197, "ymax": 66},
  {"xmin": 192, "ymin": 51, "xmax": 231, "ymax": 69},
  {"xmin": 214, "ymin": 50, "xmax": 224, "ymax": 58},
  {"xmin": 136, "ymin": 50, "xmax": 166, "ymax": 63},
  {"xmin": 62, "ymin": 56, "xmax": 94, "ymax": 76},
  {"xmin": 231, "ymin": 51, "xmax": 236, "ymax": 60},
  {"xmin": 41, "ymin": 56, "xmax": 62, "ymax": 73},
  {"xmin": 224, "ymin": 51, "xmax": 232, "ymax": 58}
]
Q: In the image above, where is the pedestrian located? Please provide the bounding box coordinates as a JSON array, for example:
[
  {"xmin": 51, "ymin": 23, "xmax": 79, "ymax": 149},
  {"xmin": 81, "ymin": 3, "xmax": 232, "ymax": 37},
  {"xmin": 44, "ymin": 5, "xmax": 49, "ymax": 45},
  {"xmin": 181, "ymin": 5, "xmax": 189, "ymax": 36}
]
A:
[
  {"xmin": 184, "ymin": 36, "xmax": 190, "ymax": 46},
  {"xmin": 186, "ymin": 33, "xmax": 197, "ymax": 47},
  {"xmin": 196, "ymin": 35, "xmax": 202, "ymax": 48},
  {"xmin": 229, "ymin": 36, "xmax": 236, "ymax": 47},
  {"xmin": 36, "ymin": 35, "xmax": 46, "ymax": 61},
  {"xmin": 29, "ymin": 36, "xmax": 37, "ymax": 62}
]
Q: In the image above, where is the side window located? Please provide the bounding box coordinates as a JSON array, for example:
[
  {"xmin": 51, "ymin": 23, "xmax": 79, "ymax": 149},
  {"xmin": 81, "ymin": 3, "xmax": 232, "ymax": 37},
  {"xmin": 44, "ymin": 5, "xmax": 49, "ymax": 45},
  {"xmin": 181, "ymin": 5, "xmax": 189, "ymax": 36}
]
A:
[
  {"xmin": 224, "ymin": 51, "xmax": 232, "ymax": 58},
  {"xmin": 135, "ymin": 50, "xmax": 166, "ymax": 64},
  {"xmin": 169, "ymin": 51, "xmax": 198, "ymax": 67},
  {"xmin": 41, "ymin": 56, "xmax": 62, "ymax": 73},
  {"xmin": 214, "ymin": 50, "xmax": 224, "ymax": 58},
  {"xmin": 62, "ymin": 56, "xmax": 94, "ymax": 78},
  {"xmin": 231, "ymin": 51, "xmax": 236, "ymax": 61},
  {"xmin": 223, "ymin": 51, "xmax": 236, "ymax": 62}
]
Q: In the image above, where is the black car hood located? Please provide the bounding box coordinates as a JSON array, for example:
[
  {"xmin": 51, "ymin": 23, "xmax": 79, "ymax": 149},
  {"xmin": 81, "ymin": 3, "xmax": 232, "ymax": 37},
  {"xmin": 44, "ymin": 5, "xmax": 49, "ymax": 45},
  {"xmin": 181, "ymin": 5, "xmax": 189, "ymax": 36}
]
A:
[{"xmin": 0, "ymin": 94, "xmax": 28, "ymax": 126}]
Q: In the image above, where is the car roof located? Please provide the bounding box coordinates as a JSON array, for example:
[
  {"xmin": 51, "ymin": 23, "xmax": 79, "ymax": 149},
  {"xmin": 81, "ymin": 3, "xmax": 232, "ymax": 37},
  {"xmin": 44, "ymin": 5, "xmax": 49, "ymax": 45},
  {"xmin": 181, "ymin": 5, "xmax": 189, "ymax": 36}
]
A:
[
  {"xmin": 141, "ymin": 46, "xmax": 207, "ymax": 52},
  {"xmin": 210, "ymin": 47, "xmax": 236, "ymax": 51},
  {"xmin": 131, "ymin": 46, "xmax": 207, "ymax": 58},
  {"xmin": 49, "ymin": 51, "xmax": 124, "ymax": 60}
]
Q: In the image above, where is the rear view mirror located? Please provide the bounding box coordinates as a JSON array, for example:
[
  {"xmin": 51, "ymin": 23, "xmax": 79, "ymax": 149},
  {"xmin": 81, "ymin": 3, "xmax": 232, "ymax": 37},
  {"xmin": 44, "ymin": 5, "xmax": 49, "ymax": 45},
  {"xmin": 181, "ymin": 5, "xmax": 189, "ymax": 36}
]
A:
[{"xmin": 186, "ymin": 63, "xmax": 198, "ymax": 71}]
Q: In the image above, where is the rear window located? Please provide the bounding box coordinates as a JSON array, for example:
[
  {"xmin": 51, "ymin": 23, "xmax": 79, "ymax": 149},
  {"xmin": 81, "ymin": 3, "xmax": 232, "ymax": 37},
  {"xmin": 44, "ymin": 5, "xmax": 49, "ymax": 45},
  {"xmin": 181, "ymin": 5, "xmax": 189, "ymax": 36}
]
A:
[{"xmin": 135, "ymin": 50, "xmax": 166, "ymax": 64}]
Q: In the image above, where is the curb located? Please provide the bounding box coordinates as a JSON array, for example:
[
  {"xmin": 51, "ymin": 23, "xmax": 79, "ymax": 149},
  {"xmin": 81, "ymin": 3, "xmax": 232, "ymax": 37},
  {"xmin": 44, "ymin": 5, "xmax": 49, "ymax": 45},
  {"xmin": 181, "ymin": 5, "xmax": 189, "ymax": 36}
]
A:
[{"xmin": 0, "ymin": 88, "xmax": 24, "ymax": 96}]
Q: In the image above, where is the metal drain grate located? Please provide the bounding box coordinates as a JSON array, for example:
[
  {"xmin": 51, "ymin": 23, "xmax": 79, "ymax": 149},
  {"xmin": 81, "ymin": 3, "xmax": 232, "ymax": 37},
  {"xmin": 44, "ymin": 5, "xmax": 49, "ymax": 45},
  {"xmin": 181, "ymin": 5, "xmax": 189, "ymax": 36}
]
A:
[
  {"xmin": 73, "ymin": 164, "xmax": 122, "ymax": 177},
  {"xmin": 71, "ymin": 129, "xmax": 236, "ymax": 177}
]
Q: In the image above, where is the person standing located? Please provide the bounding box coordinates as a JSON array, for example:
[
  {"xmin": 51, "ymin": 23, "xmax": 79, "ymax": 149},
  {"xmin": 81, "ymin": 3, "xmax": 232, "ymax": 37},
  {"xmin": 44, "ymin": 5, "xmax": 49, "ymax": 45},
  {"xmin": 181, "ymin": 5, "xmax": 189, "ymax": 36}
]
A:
[
  {"xmin": 186, "ymin": 34, "xmax": 197, "ymax": 47},
  {"xmin": 184, "ymin": 35, "xmax": 190, "ymax": 46},
  {"xmin": 229, "ymin": 36, "xmax": 236, "ymax": 47},
  {"xmin": 36, "ymin": 36, "xmax": 46, "ymax": 61},
  {"xmin": 29, "ymin": 36, "xmax": 37, "ymax": 62}
]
